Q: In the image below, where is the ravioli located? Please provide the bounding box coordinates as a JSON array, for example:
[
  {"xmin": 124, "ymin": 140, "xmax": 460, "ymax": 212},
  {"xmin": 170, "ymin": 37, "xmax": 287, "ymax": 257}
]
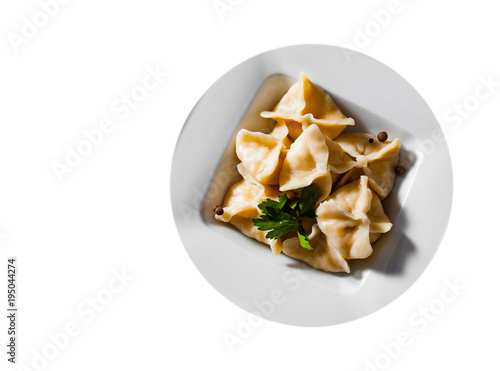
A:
[
  {"xmin": 269, "ymin": 119, "xmax": 292, "ymax": 149},
  {"xmin": 317, "ymin": 176, "xmax": 392, "ymax": 261},
  {"xmin": 261, "ymin": 73, "xmax": 355, "ymax": 139},
  {"xmin": 325, "ymin": 136, "xmax": 360, "ymax": 186},
  {"xmin": 279, "ymin": 124, "xmax": 332, "ymax": 202},
  {"xmin": 215, "ymin": 173, "xmax": 284, "ymax": 254},
  {"xmin": 282, "ymin": 224, "xmax": 350, "ymax": 273},
  {"xmin": 235, "ymin": 129, "xmax": 285, "ymax": 185},
  {"xmin": 335, "ymin": 133, "xmax": 402, "ymax": 199}
]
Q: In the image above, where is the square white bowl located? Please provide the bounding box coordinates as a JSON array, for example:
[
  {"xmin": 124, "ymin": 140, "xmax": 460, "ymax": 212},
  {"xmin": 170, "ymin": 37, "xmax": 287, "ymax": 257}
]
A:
[{"xmin": 171, "ymin": 44, "xmax": 453, "ymax": 326}]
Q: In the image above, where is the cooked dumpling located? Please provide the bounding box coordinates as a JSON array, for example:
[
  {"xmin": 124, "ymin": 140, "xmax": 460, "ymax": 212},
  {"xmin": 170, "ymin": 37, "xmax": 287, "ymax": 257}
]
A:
[
  {"xmin": 316, "ymin": 176, "xmax": 392, "ymax": 260},
  {"xmin": 282, "ymin": 224, "xmax": 350, "ymax": 273},
  {"xmin": 215, "ymin": 176, "xmax": 284, "ymax": 254},
  {"xmin": 215, "ymin": 178, "xmax": 271, "ymax": 223},
  {"xmin": 235, "ymin": 129, "xmax": 285, "ymax": 185},
  {"xmin": 279, "ymin": 124, "xmax": 332, "ymax": 203},
  {"xmin": 367, "ymin": 189, "xmax": 393, "ymax": 234},
  {"xmin": 335, "ymin": 133, "xmax": 402, "ymax": 199},
  {"xmin": 367, "ymin": 187, "xmax": 393, "ymax": 243},
  {"xmin": 325, "ymin": 136, "xmax": 360, "ymax": 186},
  {"xmin": 261, "ymin": 73, "xmax": 354, "ymax": 139},
  {"xmin": 317, "ymin": 177, "xmax": 372, "ymax": 259},
  {"xmin": 269, "ymin": 119, "xmax": 292, "ymax": 149}
]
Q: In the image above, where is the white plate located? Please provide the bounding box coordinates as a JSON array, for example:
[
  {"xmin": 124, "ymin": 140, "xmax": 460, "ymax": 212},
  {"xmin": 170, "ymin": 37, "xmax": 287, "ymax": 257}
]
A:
[{"xmin": 171, "ymin": 44, "xmax": 453, "ymax": 326}]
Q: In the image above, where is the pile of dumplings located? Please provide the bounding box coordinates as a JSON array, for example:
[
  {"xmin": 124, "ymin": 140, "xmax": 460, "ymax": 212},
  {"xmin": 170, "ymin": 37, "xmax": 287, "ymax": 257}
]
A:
[{"xmin": 215, "ymin": 73, "xmax": 402, "ymax": 273}]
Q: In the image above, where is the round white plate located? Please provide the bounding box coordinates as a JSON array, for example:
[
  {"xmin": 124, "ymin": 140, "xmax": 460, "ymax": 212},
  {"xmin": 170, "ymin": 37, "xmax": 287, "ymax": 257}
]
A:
[{"xmin": 171, "ymin": 44, "xmax": 453, "ymax": 326}]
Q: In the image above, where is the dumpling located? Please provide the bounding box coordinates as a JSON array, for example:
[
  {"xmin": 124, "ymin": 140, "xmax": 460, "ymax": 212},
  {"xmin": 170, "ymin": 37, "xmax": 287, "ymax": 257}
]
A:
[
  {"xmin": 367, "ymin": 187, "xmax": 393, "ymax": 243},
  {"xmin": 235, "ymin": 129, "xmax": 285, "ymax": 185},
  {"xmin": 269, "ymin": 119, "xmax": 292, "ymax": 149},
  {"xmin": 261, "ymin": 73, "xmax": 354, "ymax": 139},
  {"xmin": 335, "ymin": 133, "xmax": 402, "ymax": 199},
  {"xmin": 317, "ymin": 177, "xmax": 372, "ymax": 259},
  {"xmin": 279, "ymin": 124, "xmax": 332, "ymax": 203},
  {"xmin": 316, "ymin": 176, "xmax": 392, "ymax": 260},
  {"xmin": 215, "ymin": 178, "xmax": 272, "ymax": 223},
  {"xmin": 282, "ymin": 224, "xmax": 350, "ymax": 273},
  {"xmin": 215, "ymin": 173, "xmax": 284, "ymax": 254},
  {"xmin": 325, "ymin": 136, "xmax": 360, "ymax": 186}
]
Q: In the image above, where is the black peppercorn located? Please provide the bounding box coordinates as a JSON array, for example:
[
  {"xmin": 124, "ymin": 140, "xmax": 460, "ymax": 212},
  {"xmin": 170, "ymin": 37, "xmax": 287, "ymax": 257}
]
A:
[
  {"xmin": 213, "ymin": 205, "xmax": 224, "ymax": 215},
  {"xmin": 377, "ymin": 131, "xmax": 388, "ymax": 142},
  {"xmin": 395, "ymin": 165, "xmax": 405, "ymax": 175}
]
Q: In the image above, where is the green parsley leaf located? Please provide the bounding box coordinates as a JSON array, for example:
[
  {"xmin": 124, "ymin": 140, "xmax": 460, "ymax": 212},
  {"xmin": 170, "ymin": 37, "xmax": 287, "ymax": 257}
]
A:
[
  {"xmin": 257, "ymin": 194, "xmax": 288, "ymax": 215},
  {"xmin": 295, "ymin": 184, "xmax": 320, "ymax": 219},
  {"xmin": 252, "ymin": 184, "xmax": 319, "ymax": 250},
  {"xmin": 297, "ymin": 225, "xmax": 313, "ymax": 250}
]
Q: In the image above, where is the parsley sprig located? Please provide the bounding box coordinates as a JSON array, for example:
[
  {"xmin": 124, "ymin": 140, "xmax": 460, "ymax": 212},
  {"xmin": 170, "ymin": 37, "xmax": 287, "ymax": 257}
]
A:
[{"xmin": 252, "ymin": 184, "xmax": 319, "ymax": 250}]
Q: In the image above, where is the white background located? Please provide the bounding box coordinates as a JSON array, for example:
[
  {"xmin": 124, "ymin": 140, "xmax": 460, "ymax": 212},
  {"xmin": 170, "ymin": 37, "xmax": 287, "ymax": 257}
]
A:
[{"xmin": 0, "ymin": 0, "xmax": 499, "ymax": 370}]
